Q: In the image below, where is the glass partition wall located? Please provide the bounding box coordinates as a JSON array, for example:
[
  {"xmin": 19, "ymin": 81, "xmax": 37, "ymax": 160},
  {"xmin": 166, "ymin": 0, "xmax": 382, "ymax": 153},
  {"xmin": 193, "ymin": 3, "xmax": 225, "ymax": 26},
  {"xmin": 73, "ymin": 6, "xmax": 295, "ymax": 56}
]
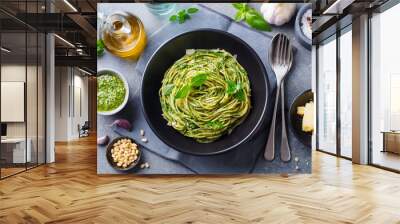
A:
[
  {"xmin": 0, "ymin": 2, "xmax": 46, "ymax": 179},
  {"xmin": 316, "ymin": 26, "xmax": 353, "ymax": 159},
  {"xmin": 339, "ymin": 27, "xmax": 352, "ymax": 159},
  {"xmin": 370, "ymin": 2, "xmax": 400, "ymax": 172},
  {"xmin": 317, "ymin": 35, "xmax": 337, "ymax": 155}
]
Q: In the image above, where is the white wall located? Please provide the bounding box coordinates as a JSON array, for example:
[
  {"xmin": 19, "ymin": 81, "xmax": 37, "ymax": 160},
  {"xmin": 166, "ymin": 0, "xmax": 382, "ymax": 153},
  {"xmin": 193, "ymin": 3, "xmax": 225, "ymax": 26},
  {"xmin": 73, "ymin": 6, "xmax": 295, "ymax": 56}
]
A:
[
  {"xmin": 55, "ymin": 67, "xmax": 69, "ymax": 141},
  {"xmin": 1, "ymin": 63, "xmax": 46, "ymax": 164},
  {"xmin": 1, "ymin": 65, "xmax": 40, "ymax": 138},
  {"xmin": 54, "ymin": 67, "xmax": 89, "ymax": 141}
]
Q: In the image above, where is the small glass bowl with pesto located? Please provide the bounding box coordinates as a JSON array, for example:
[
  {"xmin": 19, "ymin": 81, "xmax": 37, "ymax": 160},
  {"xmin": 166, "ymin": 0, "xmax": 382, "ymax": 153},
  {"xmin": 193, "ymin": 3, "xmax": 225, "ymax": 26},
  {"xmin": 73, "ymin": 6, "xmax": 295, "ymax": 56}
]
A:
[{"xmin": 97, "ymin": 69, "xmax": 129, "ymax": 115}]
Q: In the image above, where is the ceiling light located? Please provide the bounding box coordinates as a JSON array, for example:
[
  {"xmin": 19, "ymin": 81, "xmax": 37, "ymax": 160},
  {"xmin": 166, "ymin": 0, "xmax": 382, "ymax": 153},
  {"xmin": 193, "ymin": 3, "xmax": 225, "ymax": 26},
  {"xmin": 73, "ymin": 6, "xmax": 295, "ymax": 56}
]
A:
[
  {"xmin": 78, "ymin": 67, "xmax": 93, "ymax": 76},
  {"xmin": 63, "ymin": 0, "xmax": 78, "ymax": 12},
  {"xmin": 54, "ymin": 34, "xmax": 75, "ymax": 48},
  {"xmin": 1, "ymin": 47, "xmax": 11, "ymax": 53}
]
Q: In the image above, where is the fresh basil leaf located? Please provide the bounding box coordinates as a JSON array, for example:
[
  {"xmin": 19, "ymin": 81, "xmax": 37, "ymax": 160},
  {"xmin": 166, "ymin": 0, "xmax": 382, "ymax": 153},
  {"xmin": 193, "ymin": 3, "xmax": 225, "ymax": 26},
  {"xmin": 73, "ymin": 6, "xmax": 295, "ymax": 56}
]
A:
[
  {"xmin": 163, "ymin": 84, "xmax": 174, "ymax": 96},
  {"xmin": 236, "ymin": 81, "xmax": 242, "ymax": 90},
  {"xmin": 97, "ymin": 39, "xmax": 105, "ymax": 56},
  {"xmin": 232, "ymin": 3, "xmax": 246, "ymax": 10},
  {"xmin": 191, "ymin": 72, "xmax": 207, "ymax": 87},
  {"xmin": 170, "ymin": 8, "xmax": 198, "ymax": 24},
  {"xmin": 178, "ymin": 9, "xmax": 186, "ymax": 17},
  {"xmin": 232, "ymin": 4, "xmax": 271, "ymax": 32},
  {"xmin": 234, "ymin": 10, "xmax": 245, "ymax": 22},
  {"xmin": 169, "ymin": 15, "xmax": 177, "ymax": 22},
  {"xmin": 185, "ymin": 13, "xmax": 191, "ymax": 20},
  {"xmin": 175, "ymin": 84, "xmax": 191, "ymax": 99},
  {"xmin": 187, "ymin": 7, "xmax": 199, "ymax": 14},
  {"xmin": 178, "ymin": 14, "xmax": 186, "ymax": 24},
  {"xmin": 226, "ymin": 80, "xmax": 237, "ymax": 94},
  {"xmin": 234, "ymin": 89, "xmax": 246, "ymax": 101},
  {"xmin": 245, "ymin": 11, "xmax": 271, "ymax": 31}
]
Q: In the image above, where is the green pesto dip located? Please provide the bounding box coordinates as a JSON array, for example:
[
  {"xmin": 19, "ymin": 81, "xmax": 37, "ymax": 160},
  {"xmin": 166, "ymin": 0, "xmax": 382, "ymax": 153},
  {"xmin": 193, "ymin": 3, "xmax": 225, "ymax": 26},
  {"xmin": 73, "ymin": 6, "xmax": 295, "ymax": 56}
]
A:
[{"xmin": 97, "ymin": 73, "xmax": 126, "ymax": 112}]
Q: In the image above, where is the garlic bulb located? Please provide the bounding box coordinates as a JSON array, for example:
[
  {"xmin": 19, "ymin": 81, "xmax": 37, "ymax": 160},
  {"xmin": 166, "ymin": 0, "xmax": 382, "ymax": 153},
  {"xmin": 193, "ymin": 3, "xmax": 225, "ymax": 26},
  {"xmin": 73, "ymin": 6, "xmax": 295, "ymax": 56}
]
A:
[{"xmin": 260, "ymin": 3, "xmax": 296, "ymax": 26}]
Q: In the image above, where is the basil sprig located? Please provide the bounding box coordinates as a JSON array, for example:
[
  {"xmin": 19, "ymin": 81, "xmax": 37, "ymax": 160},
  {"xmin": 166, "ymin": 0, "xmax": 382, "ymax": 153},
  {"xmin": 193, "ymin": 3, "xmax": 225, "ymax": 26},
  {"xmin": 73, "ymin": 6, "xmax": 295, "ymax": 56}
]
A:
[
  {"xmin": 226, "ymin": 80, "xmax": 246, "ymax": 101},
  {"xmin": 175, "ymin": 72, "xmax": 207, "ymax": 99},
  {"xmin": 232, "ymin": 3, "xmax": 271, "ymax": 32},
  {"xmin": 97, "ymin": 39, "xmax": 105, "ymax": 56},
  {"xmin": 170, "ymin": 7, "xmax": 199, "ymax": 24}
]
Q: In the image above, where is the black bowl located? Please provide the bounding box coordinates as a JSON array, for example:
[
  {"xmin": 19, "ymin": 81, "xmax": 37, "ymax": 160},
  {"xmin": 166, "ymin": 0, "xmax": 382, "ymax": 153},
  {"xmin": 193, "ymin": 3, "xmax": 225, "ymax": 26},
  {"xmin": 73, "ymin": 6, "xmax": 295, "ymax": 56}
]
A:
[
  {"xmin": 141, "ymin": 29, "xmax": 269, "ymax": 156},
  {"xmin": 295, "ymin": 4, "xmax": 312, "ymax": 50},
  {"xmin": 289, "ymin": 89, "xmax": 313, "ymax": 147},
  {"xmin": 106, "ymin": 136, "xmax": 142, "ymax": 171}
]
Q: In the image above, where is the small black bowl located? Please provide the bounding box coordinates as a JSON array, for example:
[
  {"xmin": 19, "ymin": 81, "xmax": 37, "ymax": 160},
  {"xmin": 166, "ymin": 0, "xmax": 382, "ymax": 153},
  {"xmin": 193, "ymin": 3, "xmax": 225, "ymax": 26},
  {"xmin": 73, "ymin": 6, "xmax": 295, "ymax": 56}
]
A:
[
  {"xmin": 106, "ymin": 136, "xmax": 142, "ymax": 171},
  {"xmin": 289, "ymin": 89, "xmax": 313, "ymax": 147},
  {"xmin": 295, "ymin": 4, "xmax": 312, "ymax": 50},
  {"xmin": 141, "ymin": 29, "xmax": 269, "ymax": 156}
]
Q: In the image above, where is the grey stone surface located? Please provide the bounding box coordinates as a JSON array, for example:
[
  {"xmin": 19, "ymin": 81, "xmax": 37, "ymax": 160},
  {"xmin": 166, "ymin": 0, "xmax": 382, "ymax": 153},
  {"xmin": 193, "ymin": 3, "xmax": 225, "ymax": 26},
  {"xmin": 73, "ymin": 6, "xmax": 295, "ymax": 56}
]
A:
[{"xmin": 97, "ymin": 3, "xmax": 311, "ymax": 174}]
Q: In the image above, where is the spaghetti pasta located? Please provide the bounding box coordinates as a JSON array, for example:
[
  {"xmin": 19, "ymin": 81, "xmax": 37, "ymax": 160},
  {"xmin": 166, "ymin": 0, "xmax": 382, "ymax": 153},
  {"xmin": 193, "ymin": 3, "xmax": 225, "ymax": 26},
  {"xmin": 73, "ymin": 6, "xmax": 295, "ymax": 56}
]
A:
[{"xmin": 159, "ymin": 49, "xmax": 251, "ymax": 143}]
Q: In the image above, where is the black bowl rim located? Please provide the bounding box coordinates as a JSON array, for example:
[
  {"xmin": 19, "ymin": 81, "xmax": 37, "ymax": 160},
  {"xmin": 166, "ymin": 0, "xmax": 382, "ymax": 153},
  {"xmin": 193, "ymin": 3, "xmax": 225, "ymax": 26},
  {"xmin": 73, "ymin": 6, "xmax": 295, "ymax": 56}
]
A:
[
  {"xmin": 106, "ymin": 136, "xmax": 142, "ymax": 171},
  {"xmin": 140, "ymin": 28, "xmax": 269, "ymax": 156},
  {"xmin": 289, "ymin": 89, "xmax": 313, "ymax": 147},
  {"xmin": 295, "ymin": 4, "xmax": 312, "ymax": 50}
]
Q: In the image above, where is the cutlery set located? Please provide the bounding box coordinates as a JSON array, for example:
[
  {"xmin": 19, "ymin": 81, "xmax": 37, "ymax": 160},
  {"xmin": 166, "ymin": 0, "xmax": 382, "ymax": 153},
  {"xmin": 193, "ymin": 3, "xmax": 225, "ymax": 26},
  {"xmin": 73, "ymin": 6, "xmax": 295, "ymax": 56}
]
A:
[{"xmin": 264, "ymin": 33, "xmax": 294, "ymax": 162}]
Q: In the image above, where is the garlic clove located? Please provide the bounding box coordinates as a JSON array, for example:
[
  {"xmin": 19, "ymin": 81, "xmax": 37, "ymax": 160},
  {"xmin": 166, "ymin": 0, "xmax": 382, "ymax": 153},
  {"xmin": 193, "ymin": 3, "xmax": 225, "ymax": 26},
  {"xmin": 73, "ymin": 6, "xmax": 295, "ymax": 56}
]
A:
[{"xmin": 260, "ymin": 3, "xmax": 296, "ymax": 26}]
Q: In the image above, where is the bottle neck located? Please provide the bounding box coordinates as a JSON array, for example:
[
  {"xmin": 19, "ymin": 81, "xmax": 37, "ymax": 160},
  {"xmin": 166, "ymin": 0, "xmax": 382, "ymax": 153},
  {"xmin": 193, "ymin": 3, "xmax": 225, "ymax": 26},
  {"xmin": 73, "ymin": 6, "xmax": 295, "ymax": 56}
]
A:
[{"xmin": 107, "ymin": 14, "xmax": 131, "ymax": 39}]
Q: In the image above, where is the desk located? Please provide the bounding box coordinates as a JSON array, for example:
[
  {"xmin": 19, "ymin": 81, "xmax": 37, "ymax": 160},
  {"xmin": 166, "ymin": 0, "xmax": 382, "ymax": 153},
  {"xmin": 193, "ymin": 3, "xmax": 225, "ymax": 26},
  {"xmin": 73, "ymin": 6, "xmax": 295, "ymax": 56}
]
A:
[
  {"xmin": 1, "ymin": 138, "xmax": 31, "ymax": 163},
  {"xmin": 382, "ymin": 131, "xmax": 400, "ymax": 154}
]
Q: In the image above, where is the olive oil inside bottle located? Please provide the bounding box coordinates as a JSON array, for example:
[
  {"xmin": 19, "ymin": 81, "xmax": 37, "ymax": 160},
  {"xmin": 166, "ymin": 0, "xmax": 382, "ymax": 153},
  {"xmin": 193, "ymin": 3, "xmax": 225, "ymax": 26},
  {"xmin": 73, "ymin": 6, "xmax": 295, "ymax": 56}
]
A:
[{"xmin": 101, "ymin": 12, "xmax": 146, "ymax": 59}]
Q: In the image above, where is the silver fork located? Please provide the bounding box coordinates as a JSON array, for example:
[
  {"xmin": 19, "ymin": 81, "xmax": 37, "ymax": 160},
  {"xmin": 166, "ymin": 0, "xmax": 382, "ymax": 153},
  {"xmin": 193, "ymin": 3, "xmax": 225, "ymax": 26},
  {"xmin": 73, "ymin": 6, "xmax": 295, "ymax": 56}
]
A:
[{"xmin": 264, "ymin": 33, "xmax": 293, "ymax": 162}]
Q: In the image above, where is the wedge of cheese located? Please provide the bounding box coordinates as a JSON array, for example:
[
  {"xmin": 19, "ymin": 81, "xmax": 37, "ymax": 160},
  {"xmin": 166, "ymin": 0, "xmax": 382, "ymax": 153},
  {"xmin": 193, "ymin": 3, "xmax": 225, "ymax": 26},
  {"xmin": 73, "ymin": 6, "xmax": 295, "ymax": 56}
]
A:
[
  {"xmin": 302, "ymin": 101, "xmax": 314, "ymax": 132},
  {"xmin": 297, "ymin": 106, "xmax": 305, "ymax": 116}
]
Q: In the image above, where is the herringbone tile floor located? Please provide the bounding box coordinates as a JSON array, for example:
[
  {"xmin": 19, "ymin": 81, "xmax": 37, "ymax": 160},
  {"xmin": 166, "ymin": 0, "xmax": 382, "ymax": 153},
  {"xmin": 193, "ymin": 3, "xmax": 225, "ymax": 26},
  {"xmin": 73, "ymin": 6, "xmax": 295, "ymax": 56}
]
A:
[{"xmin": 0, "ymin": 135, "xmax": 399, "ymax": 224}]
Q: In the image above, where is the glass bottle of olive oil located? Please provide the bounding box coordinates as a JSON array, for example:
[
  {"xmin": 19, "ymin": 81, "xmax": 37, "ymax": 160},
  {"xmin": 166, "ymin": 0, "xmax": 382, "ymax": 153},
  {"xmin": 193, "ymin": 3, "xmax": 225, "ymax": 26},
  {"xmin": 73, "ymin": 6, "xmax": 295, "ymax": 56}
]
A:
[{"xmin": 101, "ymin": 12, "xmax": 147, "ymax": 60}]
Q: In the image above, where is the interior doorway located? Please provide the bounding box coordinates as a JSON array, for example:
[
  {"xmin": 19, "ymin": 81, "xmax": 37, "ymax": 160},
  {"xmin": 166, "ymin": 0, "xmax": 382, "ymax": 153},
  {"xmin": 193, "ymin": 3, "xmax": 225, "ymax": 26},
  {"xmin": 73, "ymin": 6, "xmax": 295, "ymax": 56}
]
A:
[{"xmin": 53, "ymin": 66, "xmax": 96, "ymax": 150}]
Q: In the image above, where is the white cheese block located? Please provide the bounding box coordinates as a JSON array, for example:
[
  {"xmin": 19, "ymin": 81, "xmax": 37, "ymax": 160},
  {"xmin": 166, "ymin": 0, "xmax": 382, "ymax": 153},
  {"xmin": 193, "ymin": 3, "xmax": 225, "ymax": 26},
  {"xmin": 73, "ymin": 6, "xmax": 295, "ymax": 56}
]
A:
[{"xmin": 302, "ymin": 101, "xmax": 314, "ymax": 132}]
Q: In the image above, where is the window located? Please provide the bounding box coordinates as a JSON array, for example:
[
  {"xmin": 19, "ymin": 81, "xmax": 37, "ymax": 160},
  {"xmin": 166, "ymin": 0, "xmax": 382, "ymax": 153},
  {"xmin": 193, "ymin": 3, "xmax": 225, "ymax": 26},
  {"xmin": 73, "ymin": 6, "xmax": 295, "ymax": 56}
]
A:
[
  {"xmin": 317, "ymin": 36, "xmax": 337, "ymax": 154},
  {"xmin": 370, "ymin": 3, "xmax": 400, "ymax": 171},
  {"xmin": 339, "ymin": 28, "xmax": 352, "ymax": 158}
]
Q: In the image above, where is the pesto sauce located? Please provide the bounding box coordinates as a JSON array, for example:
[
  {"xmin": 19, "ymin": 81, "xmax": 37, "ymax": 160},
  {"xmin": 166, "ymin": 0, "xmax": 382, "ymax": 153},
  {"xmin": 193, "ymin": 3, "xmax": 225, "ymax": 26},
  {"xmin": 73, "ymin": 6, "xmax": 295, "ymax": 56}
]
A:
[{"xmin": 97, "ymin": 73, "xmax": 126, "ymax": 112}]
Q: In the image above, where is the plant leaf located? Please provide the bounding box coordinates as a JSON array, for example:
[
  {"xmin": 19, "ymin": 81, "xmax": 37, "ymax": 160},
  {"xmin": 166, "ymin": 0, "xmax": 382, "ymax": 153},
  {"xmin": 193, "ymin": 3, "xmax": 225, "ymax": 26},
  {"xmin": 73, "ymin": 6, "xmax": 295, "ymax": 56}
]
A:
[
  {"xmin": 178, "ymin": 9, "xmax": 186, "ymax": 17},
  {"xmin": 226, "ymin": 80, "xmax": 237, "ymax": 94},
  {"xmin": 163, "ymin": 84, "xmax": 174, "ymax": 96},
  {"xmin": 184, "ymin": 13, "xmax": 191, "ymax": 20},
  {"xmin": 234, "ymin": 10, "xmax": 245, "ymax": 22},
  {"xmin": 169, "ymin": 15, "xmax": 177, "ymax": 22},
  {"xmin": 97, "ymin": 39, "xmax": 105, "ymax": 56},
  {"xmin": 187, "ymin": 7, "xmax": 199, "ymax": 14},
  {"xmin": 191, "ymin": 72, "xmax": 207, "ymax": 87},
  {"xmin": 232, "ymin": 3, "xmax": 246, "ymax": 10},
  {"xmin": 245, "ymin": 11, "xmax": 271, "ymax": 31},
  {"xmin": 175, "ymin": 84, "xmax": 191, "ymax": 99},
  {"xmin": 178, "ymin": 13, "xmax": 186, "ymax": 24},
  {"xmin": 234, "ymin": 89, "xmax": 246, "ymax": 101}
]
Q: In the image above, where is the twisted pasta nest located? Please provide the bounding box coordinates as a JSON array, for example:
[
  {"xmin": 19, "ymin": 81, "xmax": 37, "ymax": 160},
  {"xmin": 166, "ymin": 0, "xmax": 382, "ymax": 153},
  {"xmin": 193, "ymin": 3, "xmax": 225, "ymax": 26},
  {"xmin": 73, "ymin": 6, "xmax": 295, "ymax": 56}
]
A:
[{"xmin": 159, "ymin": 49, "xmax": 251, "ymax": 143}]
